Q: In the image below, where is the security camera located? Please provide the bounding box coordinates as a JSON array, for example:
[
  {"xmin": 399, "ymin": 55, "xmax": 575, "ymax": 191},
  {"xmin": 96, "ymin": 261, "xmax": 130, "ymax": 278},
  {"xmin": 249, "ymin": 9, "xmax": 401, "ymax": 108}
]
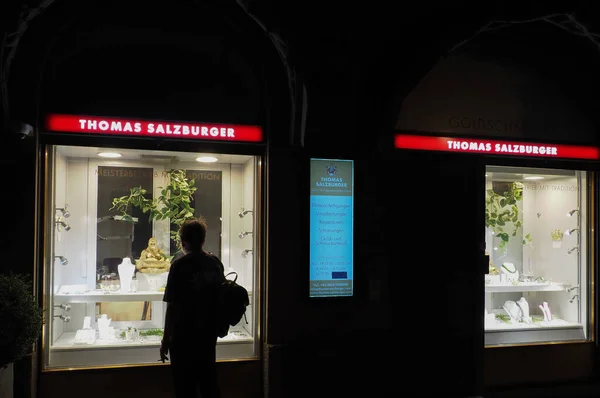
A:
[{"xmin": 12, "ymin": 122, "xmax": 34, "ymax": 139}]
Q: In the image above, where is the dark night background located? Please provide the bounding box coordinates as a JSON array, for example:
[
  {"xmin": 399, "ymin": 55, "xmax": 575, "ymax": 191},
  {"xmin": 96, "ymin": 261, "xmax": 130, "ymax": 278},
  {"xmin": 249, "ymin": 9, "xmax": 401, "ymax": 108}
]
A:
[{"xmin": 4, "ymin": 1, "xmax": 600, "ymax": 398}]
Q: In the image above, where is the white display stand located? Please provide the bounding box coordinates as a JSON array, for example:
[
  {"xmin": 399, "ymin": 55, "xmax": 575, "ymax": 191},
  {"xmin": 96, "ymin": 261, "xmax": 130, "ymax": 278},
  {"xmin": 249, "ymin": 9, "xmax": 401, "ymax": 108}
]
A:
[{"xmin": 49, "ymin": 329, "xmax": 255, "ymax": 368}]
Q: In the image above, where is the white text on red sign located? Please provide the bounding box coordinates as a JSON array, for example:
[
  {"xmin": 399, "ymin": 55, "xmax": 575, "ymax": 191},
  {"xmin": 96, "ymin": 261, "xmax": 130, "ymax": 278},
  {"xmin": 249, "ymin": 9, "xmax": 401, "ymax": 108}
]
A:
[
  {"xmin": 447, "ymin": 140, "xmax": 558, "ymax": 156},
  {"xmin": 78, "ymin": 119, "xmax": 236, "ymax": 138}
]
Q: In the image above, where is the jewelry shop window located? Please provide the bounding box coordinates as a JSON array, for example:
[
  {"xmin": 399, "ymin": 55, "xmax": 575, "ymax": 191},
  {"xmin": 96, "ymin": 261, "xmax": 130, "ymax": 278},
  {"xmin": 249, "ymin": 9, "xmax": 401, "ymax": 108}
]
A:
[
  {"xmin": 484, "ymin": 166, "xmax": 590, "ymax": 346},
  {"xmin": 43, "ymin": 145, "xmax": 260, "ymax": 369}
]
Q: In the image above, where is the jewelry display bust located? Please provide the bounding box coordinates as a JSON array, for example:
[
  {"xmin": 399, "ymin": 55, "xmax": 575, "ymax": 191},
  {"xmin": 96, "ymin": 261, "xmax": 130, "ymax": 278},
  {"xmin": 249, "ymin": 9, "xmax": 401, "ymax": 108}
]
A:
[
  {"xmin": 501, "ymin": 262, "xmax": 519, "ymax": 282},
  {"xmin": 118, "ymin": 257, "xmax": 135, "ymax": 293}
]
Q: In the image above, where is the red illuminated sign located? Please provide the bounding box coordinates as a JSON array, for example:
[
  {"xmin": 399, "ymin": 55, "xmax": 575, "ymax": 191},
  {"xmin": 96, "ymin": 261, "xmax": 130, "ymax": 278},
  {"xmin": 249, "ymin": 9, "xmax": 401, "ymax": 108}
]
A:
[
  {"xmin": 394, "ymin": 134, "xmax": 599, "ymax": 160},
  {"xmin": 45, "ymin": 114, "xmax": 263, "ymax": 143}
]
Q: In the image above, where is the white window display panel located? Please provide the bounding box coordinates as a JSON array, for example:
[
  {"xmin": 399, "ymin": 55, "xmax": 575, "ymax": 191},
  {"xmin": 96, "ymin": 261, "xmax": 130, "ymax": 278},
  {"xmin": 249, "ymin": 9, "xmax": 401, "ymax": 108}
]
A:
[
  {"xmin": 484, "ymin": 166, "xmax": 589, "ymax": 346},
  {"xmin": 44, "ymin": 146, "xmax": 259, "ymax": 369}
]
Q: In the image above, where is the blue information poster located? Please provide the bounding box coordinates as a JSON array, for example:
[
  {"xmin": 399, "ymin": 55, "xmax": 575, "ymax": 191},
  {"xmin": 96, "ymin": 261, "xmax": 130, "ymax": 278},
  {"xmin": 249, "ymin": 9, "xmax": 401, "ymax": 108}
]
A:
[{"xmin": 309, "ymin": 158, "xmax": 354, "ymax": 297}]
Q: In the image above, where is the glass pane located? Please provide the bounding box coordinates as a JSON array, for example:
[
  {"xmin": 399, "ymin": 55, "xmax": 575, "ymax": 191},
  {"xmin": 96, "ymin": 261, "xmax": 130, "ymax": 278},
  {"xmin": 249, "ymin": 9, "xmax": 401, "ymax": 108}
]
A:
[
  {"xmin": 45, "ymin": 145, "xmax": 259, "ymax": 369},
  {"xmin": 484, "ymin": 166, "xmax": 589, "ymax": 346}
]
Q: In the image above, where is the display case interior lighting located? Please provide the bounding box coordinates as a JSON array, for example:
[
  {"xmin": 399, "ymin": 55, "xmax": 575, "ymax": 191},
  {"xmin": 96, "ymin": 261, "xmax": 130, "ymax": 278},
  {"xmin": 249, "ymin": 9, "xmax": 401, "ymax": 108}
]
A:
[
  {"xmin": 196, "ymin": 156, "xmax": 218, "ymax": 163},
  {"xmin": 98, "ymin": 152, "xmax": 122, "ymax": 158},
  {"xmin": 524, "ymin": 176, "xmax": 544, "ymax": 180},
  {"xmin": 565, "ymin": 228, "xmax": 579, "ymax": 236}
]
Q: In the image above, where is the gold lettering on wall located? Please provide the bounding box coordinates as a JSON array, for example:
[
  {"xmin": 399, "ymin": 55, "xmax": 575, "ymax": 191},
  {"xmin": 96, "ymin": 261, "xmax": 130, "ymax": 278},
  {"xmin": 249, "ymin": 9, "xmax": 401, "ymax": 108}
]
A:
[
  {"xmin": 95, "ymin": 169, "xmax": 222, "ymax": 180},
  {"xmin": 449, "ymin": 116, "xmax": 522, "ymax": 134},
  {"xmin": 524, "ymin": 184, "xmax": 579, "ymax": 192},
  {"xmin": 95, "ymin": 168, "xmax": 154, "ymax": 178},
  {"xmin": 186, "ymin": 172, "xmax": 222, "ymax": 181}
]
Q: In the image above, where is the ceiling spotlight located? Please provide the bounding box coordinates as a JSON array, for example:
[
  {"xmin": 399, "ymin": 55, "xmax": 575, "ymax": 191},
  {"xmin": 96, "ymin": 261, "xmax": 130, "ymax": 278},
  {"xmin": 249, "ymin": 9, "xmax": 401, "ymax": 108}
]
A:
[
  {"xmin": 55, "ymin": 216, "xmax": 71, "ymax": 231},
  {"xmin": 56, "ymin": 205, "xmax": 70, "ymax": 218},
  {"xmin": 238, "ymin": 231, "xmax": 253, "ymax": 239},
  {"xmin": 196, "ymin": 156, "xmax": 218, "ymax": 163},
  {"xmin": 238, "ymin": 209, "xmax": 253, "ymax": 218},
  {"xmin": 567, "ymin": 209, "xmax": 579, "ymax": 217},
  {"xmin": 54, "ymin": 255, "xmax": 69, "ymax": 266},
  {"xmin": 98, "ymin": 152, "xmax": 122, "ymax": 158}
]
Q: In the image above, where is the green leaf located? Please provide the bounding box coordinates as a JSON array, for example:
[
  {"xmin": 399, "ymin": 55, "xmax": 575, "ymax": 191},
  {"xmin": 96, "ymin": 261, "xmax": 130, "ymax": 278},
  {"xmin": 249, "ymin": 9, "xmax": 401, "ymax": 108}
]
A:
[{"xmin": 498, "ymin": 233, "xmax": 509, "ymax": 242}]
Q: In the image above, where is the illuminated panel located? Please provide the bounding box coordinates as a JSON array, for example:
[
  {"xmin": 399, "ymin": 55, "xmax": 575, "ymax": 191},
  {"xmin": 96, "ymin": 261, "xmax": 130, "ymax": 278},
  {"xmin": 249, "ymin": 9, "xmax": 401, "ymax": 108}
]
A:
[
  {"xmin": 309, "ymin": 158, "xmax": 354, "ymax": 298},
  {"xmin": 394, "ymin": 134, "xmax": 599, "ymax": 160},
  {"xmin": 45, "ymin": 114, "xmax": 263, "ymax": 143}
]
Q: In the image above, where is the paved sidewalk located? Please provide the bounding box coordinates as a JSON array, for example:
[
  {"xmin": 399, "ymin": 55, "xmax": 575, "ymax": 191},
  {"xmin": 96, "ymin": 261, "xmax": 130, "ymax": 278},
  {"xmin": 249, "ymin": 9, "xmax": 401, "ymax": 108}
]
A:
[{"xmin": 485, "ymin": 381, "xmax": 600, "ymax": 398}]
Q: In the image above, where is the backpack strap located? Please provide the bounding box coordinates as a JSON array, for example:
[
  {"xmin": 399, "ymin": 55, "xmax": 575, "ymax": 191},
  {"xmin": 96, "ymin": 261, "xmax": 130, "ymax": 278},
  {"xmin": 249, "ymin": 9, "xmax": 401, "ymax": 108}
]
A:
[{"xmin": 225, "ymin": 271, "xmax": 238, "ymax": 283}]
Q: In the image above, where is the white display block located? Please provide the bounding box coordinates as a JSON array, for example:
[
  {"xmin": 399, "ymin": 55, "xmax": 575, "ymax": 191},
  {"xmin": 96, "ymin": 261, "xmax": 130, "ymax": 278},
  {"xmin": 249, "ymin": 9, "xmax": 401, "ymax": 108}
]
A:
[
  {"xmin": 48, "ymin": 329, "xmax": 254, "ymax": 368},
  {"xmin": 485, "ymin": 324, "xmax": 585, "ymax": 345},
  {"xmin": 485, "ymin": 282, "xmax": 565, "ymax": 293},
  {"xmin": 54, "ymin": 290, "xmax": 165, "ymax": 303},
  {"xmin": 54, "ymin": 289, "xmax": 253, "ymax": 303}
]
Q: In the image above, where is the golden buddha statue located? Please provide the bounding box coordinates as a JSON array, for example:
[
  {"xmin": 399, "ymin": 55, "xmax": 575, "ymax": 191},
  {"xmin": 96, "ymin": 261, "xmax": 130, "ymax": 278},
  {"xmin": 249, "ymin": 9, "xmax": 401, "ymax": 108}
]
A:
[
  {"xmin": 136, "ymin": 237, "xmax": 170, "ymax": 274},
  {"xmin": 486, "ymin": 250, "xmax": 499, "ymax": 275}
]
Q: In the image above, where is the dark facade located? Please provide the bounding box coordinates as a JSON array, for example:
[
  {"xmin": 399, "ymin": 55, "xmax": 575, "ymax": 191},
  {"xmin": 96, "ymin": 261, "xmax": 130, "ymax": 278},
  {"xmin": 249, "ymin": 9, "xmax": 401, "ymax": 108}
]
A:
[{"xmin": 4, "ymin": 1, "xmax": 600, "ymax": 398}]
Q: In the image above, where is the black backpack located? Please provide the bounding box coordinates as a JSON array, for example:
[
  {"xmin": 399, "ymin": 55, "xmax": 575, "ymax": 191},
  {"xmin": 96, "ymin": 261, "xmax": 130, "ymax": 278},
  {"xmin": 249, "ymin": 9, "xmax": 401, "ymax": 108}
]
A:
[{"xmin": 216, "ymin": 271, "xmax": 250, "ymax": 338}]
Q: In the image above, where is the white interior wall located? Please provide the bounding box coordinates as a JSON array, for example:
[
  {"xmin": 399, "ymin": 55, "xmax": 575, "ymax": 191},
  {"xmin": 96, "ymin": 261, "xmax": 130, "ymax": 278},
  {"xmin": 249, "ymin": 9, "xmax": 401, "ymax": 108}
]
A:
[
  {"xmin": 63, "ymin": 159, "xmax": 92, "ymax": 332},
  {"xmin": 51, "ymin": 152, "xmax": 67, "ymax": 342},
  {"xmin": 487, "ymin": 181, "xmax": 525, "ymax": 311},
  {"xmin": 241, "ymin": 158, "xmax": 255, "ymax": 290},
  {"xmin": 579, "ymin": 172, "xmax": 588, "ymax": 335},
  {"xmin": 229, "ymin": 164, "xmax": 245, "ymax": 276},
  {"xmin": 533, "ymin": 176, "xmax": 582, "ymax": 324},
  {"xmin": 63, "ymin": 159, "xmax": 89, "ymax": 287},
  {"xmin": 241, "ymin": 158, "xmax": 255, "ymax": 332},
  {"xmin": 530, "ymin": 177, "xmax": 578, "ymax": 284}
]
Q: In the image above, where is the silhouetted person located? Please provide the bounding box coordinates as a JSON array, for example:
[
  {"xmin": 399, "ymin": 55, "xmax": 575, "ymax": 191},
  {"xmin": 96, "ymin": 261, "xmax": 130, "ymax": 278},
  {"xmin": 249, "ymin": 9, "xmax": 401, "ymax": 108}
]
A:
[{"xmin": 160, "ymin": 218, "xmax": 226, "ymax": 398}]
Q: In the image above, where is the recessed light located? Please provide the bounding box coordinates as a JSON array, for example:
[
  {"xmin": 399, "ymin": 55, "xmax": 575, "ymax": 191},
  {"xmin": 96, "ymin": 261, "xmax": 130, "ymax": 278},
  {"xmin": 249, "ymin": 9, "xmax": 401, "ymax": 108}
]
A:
[
  {"xmin": 98, "ymin": 152, "xmax": 122, "ymax": 158},
  {"xmin": 485, "ymin": 174, "xmax": 488, "ymax": 177},
  {"xmin": 196, "ymin": 156, "xmax": 218, "ymax": 163},
  {"xmin": 524, "ymin": 176, "xmax": 544, "ymax": 180}
]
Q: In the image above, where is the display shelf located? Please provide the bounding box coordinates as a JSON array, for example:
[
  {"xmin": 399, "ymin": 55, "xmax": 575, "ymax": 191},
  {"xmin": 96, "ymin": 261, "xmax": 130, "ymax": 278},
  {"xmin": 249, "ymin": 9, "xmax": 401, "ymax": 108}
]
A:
[
  {"xmin": 51, "ymin": 329, "xmax": 253, "ymax": 351},
  {"xmin": 485, "ymin": 282, "xmax": 565, "ymax": 293},
  {"xmin": 54, "ymin": 289, "xmax": 254, "ymax": 303},
  {"xmin": 485, "ymin": 319, "xmax": 577, "ymax": 331},
  {"xmin": 54, "ymin": 290, "xmax": 165, "ymax": 303},
  {"xmin": 485, "ymin": 322, "xmax": 585, "ymax": 345}
]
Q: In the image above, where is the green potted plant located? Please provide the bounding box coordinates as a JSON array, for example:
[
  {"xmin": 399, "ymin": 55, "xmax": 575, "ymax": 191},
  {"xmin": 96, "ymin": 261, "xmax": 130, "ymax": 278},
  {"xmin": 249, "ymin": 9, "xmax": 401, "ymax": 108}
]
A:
[
  {"xmin": 485, "ymin": 181, "xmax": 532, "ymax": 251},
  {"xmin": 110, "ymin": 169, "xmax": 197, "ymax": 254},
  {"xmin": 0, "ymin": 274, "xmax": 43, "ymax": 398}
]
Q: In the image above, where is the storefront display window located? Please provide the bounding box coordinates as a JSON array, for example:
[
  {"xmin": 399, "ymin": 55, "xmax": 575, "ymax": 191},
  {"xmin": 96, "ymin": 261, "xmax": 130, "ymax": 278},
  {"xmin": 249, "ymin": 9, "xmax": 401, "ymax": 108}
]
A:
[
  {"xmin": 44, "ymin": 145, "xmax": 260, "ymax": 369},
  {"xmin": 484, "ymin": 166, "xmax": 590, "ymax": 346}
]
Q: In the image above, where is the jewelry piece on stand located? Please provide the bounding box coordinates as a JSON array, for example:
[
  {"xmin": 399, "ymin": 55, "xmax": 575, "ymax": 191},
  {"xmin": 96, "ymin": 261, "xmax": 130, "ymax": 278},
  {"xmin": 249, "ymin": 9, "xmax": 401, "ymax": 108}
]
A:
[
  {"xmin": 501, "ymin": 262, "xmax": 519, "ymax": 283},
  {"xmin": 517, "ymin": 297, "xmax": 531, "ymax": 324}
]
